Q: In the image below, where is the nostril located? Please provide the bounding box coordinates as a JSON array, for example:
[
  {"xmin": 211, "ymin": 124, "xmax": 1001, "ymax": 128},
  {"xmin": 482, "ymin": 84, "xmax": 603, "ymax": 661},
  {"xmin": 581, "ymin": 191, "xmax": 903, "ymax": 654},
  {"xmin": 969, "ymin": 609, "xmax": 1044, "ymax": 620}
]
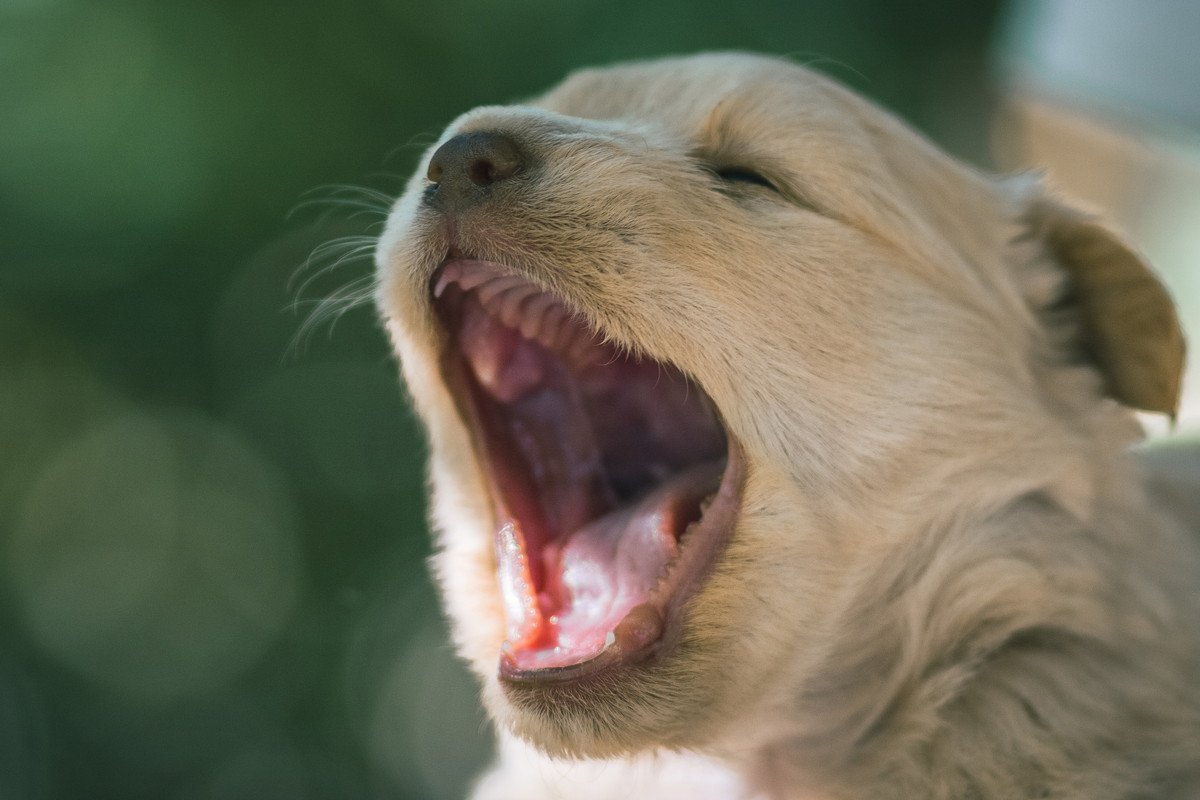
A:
[
  {"xmin": 466, "ymin": 153, "xmax": 519, "ymax": 187},
  {"xmin": 465, "ymin": 158, "xmax": 493, "ymax": 186},
  {"xmin": 425, "ymin": 132, "xmax": 524, "ymax": 192}
]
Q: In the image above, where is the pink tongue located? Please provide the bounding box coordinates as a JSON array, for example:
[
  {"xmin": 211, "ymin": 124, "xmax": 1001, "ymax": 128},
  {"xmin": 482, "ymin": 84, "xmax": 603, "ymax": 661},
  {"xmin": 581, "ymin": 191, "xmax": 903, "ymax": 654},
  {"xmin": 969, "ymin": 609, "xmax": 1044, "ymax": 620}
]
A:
[
  {"xmin": 505, "ymin": 461, "xmax": 721, "ymax": 671},
  {"xmin": 547, "ymin": 485, "xmax": 678, "ymax": 652}
]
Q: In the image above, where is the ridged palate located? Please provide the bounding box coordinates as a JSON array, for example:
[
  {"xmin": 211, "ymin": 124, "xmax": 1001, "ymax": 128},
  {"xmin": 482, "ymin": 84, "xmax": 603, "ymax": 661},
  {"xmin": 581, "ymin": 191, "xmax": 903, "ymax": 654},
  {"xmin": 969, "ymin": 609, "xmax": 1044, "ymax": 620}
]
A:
[{"xmin": 436, "ymin": 260, "xmax": 601, "ymax": 368}]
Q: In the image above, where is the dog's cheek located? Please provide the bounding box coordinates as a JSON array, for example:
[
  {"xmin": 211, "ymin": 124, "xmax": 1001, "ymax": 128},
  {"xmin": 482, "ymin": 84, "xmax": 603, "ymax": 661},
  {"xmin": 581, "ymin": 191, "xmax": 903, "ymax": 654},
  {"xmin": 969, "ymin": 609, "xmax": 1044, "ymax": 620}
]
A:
[
  {"xmin": 661, "ymin": 234, "xmax": 894, "ymax": 487},
  {"xmin": 672, "ymin": 466, "xmax": 851, "ymax": 737}
]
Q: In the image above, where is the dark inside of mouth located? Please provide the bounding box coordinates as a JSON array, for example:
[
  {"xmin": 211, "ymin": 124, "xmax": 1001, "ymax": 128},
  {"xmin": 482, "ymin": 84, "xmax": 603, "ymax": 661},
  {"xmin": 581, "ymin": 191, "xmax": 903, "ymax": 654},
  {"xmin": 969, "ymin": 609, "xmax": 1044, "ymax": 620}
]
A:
[{"xmin": 433, "ymin": 265, "xmax": 727, "ymax": 668}]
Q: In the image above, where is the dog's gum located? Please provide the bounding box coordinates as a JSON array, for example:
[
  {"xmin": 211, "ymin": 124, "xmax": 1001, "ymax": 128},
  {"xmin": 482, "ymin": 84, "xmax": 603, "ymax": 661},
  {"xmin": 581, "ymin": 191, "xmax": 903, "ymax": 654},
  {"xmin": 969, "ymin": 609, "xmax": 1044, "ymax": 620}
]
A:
[{"xmin": 613, "ymin": 603, "xmax": 664, "ymax": 652}]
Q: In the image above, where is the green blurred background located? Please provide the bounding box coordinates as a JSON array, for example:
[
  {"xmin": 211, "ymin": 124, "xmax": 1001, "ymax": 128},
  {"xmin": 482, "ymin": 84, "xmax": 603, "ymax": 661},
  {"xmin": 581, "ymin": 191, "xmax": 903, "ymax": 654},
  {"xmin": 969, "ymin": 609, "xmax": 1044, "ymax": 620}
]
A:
[{"xmin": 5, "ymin": 2, "xmax": 1198, "ymax": 799}]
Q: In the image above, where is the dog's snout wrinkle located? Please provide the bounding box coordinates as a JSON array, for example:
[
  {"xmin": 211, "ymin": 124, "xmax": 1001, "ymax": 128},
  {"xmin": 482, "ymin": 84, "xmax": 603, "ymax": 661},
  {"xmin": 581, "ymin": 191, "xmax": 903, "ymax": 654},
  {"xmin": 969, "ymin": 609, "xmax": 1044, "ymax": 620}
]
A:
[{"xmin": 426, "ymin": 131, "xmax": 525, "ymax": 212}]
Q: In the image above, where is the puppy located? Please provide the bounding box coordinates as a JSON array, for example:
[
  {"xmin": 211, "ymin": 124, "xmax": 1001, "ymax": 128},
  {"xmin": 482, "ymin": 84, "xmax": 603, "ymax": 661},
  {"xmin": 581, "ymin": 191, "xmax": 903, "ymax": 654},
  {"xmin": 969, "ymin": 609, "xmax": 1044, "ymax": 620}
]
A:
[{"xmin": 375, "ymin": 53, "xmax": 1200, "ymax": 799}]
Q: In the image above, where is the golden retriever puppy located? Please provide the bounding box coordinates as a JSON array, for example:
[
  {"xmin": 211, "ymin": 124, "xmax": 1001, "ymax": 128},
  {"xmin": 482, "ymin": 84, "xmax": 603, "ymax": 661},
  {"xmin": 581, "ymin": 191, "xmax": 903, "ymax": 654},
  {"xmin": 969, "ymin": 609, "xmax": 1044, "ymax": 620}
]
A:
[{"xmin": 374, "ymin": 53, "xmax": 1200, "ymax": 799}]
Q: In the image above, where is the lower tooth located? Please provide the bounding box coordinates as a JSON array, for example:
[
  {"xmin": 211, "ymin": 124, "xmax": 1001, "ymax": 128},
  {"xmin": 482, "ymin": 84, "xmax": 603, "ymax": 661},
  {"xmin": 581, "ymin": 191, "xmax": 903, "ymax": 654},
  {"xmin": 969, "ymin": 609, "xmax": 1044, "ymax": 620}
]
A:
[{"xmin": 603, "ymin": 631, "xmax": 616, "ymax": 649}]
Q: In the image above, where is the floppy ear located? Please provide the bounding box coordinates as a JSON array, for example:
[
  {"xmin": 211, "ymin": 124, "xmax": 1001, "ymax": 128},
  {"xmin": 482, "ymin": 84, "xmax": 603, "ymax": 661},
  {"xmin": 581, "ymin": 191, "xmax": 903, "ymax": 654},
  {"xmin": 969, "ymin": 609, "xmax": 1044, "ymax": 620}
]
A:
[{"xmin": 1027, "ymin": 194, "xmax": 1186, "ymax": 417}]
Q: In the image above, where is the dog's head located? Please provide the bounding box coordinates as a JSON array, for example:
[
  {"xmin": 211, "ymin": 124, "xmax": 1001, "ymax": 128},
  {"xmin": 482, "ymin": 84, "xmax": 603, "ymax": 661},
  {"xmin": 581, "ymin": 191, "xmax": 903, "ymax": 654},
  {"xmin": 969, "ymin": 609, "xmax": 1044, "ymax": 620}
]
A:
[{"xmin": 375, "ymin": 53, "xmax": 1184, "ymax": 758}]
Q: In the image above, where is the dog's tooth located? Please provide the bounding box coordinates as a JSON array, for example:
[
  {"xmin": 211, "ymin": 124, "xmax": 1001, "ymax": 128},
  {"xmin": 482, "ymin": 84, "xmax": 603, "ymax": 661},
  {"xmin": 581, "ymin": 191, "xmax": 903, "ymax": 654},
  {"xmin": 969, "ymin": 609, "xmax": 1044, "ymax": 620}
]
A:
[
  {"xmin": 433, "ymin": 265, "xmax": 459, "ymax": 298},
  {"xmin": 603, "ymin": 631, "xmax": 616, "ymax": 649}
]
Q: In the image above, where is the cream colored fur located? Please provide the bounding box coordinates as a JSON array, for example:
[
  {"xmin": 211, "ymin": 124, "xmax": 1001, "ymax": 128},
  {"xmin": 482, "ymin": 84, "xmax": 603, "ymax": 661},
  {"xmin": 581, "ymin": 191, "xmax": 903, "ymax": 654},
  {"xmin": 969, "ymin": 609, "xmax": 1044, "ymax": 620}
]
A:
[{"xmin": 375, "ymin": 53, "xmax": 1200, "ymax": 799}]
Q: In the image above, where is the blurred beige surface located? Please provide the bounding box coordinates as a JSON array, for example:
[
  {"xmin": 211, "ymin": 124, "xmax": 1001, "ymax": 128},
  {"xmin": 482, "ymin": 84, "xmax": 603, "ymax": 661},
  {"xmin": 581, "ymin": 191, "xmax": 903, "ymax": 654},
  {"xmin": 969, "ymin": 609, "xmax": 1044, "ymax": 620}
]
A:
[{"xmin": 996, "ymin": 0, "xmax": 1200, "ymax": 432}]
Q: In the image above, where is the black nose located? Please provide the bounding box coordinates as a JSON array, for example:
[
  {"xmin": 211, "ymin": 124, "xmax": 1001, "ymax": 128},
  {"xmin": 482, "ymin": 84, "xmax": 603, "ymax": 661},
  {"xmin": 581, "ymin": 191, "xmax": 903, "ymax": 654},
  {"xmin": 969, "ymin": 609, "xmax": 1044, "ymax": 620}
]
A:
[{"xmin": 425, "ymin": 132, "xmax": 524, "ymax": 211}]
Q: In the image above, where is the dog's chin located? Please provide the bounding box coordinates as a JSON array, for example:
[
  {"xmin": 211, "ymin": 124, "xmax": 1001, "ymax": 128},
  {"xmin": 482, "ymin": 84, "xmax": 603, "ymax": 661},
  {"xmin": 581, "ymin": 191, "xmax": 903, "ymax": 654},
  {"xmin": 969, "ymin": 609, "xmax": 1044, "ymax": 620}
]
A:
[{"xmin": 427, "ymin": 255, "xmax": 746, "ymax": 745}]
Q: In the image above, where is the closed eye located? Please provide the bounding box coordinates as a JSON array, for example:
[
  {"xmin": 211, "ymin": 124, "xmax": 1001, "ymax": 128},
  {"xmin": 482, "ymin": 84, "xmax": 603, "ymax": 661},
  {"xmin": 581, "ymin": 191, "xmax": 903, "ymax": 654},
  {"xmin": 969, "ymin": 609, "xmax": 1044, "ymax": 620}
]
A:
[
  {"xmin": 710, "ymin": 166, "xmax": 779, "ymax": 194},
  {"xmin": 703, "ymin": 159, "xmax": 823, "ymax": 214},
  {"xmin": 714, "ymin": 166, "xmax": 772, "ymax": 186}
]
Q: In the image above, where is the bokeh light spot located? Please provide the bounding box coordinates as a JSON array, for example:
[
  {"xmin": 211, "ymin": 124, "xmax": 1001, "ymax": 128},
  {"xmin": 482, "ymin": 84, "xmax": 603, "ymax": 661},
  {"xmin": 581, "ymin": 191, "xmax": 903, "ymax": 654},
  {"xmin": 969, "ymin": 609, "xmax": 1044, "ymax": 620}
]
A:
[
  {"xmin": 0, "ymin": 307, "xmax": 130, "ymax": 535},
  {"xmin": 368, "ymin": 620, "xmax": 493, "ymax": 799},
  {"xmin": 9, "ymin": 411, "xmax": 302, "ymax": 702}
]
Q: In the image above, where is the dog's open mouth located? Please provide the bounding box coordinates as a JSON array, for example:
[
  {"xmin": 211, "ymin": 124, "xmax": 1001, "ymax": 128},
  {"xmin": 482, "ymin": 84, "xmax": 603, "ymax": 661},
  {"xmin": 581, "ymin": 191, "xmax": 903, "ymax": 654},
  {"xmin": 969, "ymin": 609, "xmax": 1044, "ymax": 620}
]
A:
[{"xmin": 431, "ymin": 258, "xmax": 742, "ymax": 682}]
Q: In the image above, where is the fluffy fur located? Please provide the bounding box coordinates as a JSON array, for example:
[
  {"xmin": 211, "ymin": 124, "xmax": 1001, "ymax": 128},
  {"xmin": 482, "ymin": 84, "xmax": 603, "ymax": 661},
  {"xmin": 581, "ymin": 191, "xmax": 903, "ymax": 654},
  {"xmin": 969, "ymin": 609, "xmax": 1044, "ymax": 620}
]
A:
[{"xmin": 375, "ymin": 53, "xmax": 1200, "ymax": 799}]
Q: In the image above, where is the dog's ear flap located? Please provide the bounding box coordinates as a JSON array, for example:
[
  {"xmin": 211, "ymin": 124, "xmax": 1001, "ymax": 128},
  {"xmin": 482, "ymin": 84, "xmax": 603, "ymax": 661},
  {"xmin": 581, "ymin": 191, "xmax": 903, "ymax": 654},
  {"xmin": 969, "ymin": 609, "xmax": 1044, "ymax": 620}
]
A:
[{"xmin": 1026, "ymin": 193, "xmax": 1186, "ymax": 417}]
